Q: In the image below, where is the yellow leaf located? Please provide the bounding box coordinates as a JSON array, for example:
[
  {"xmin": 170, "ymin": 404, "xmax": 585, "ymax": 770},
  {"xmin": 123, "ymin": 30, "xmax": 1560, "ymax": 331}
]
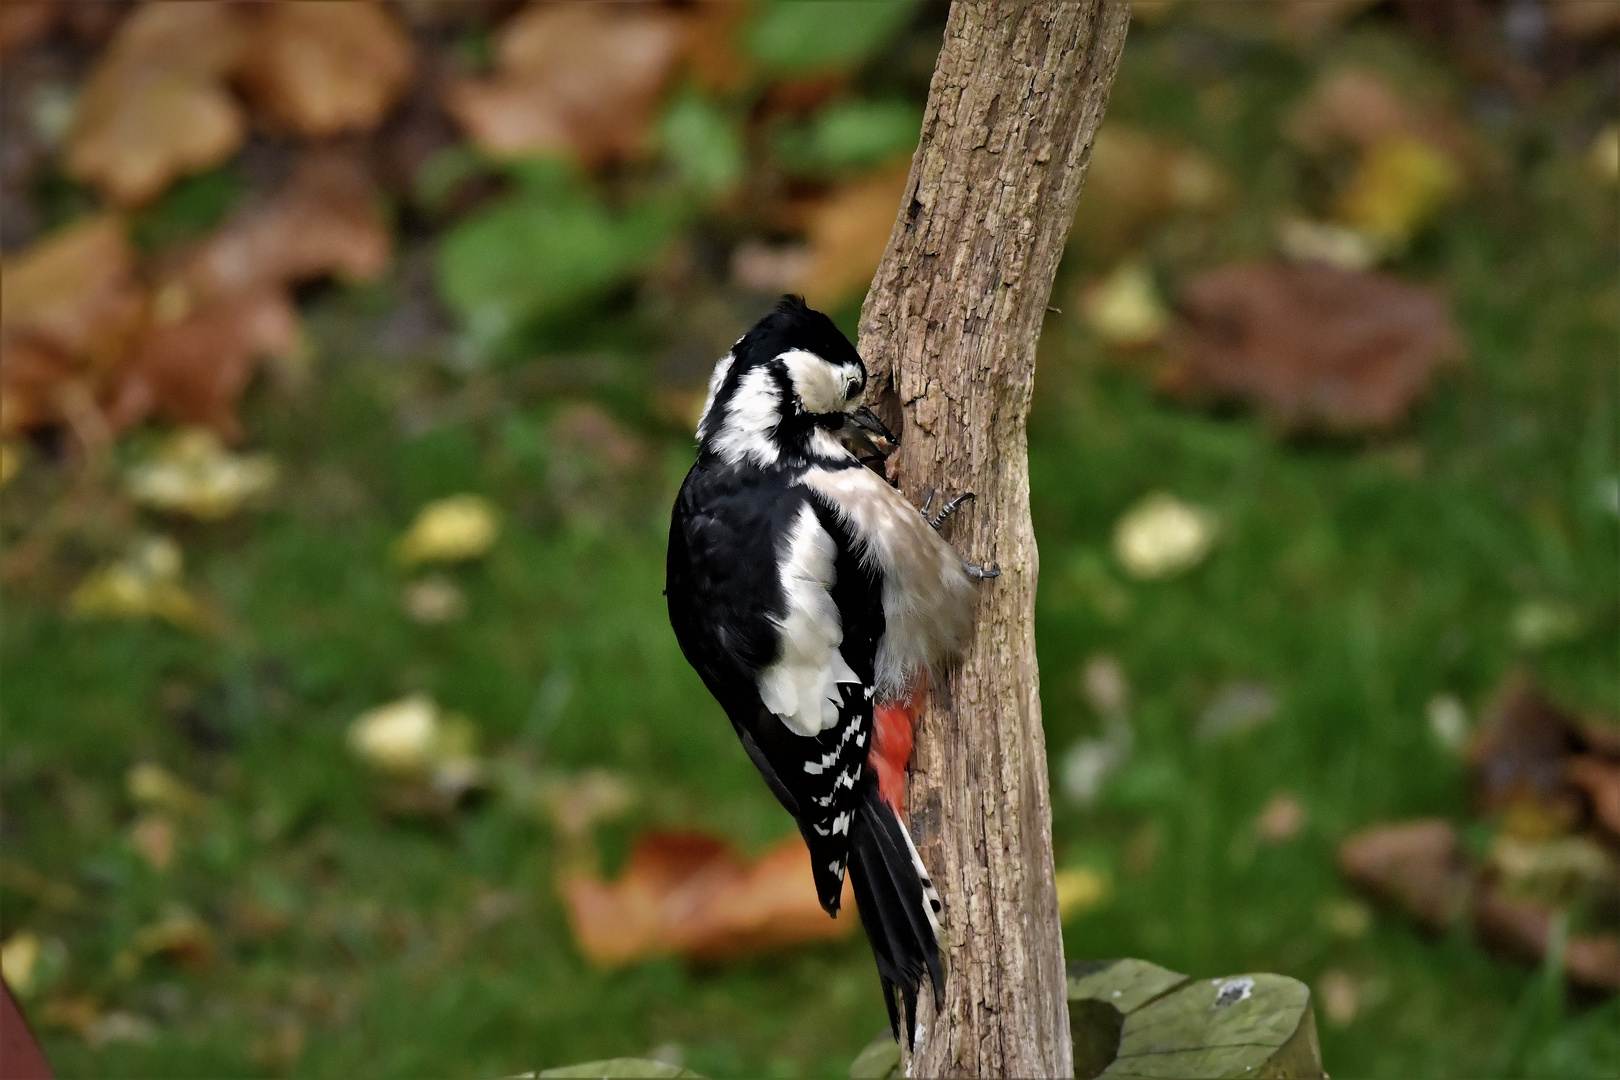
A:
[
  {"xmin": 1334, "ymin": 135, "xmax": 1458, "ymax": 250},
  {"xmin": 397, "ymin": 494, "xmax": 499, "ymax": 566},
  {"xmin": 126, "ymin": 762, "xmax": 205, "ymax": 817},
  {"xmin": 2, "ymin": 931, "xmax": 41, "ymax": 996},
  {"xmin": 349, "ymin": 694, "xmax": 441, "ymax": 775},
  {"xmin": 1055, "ymin": 867, "xmax": 1112, "ymax": 920},
  {"xmin": 1112, "ymin": 492, "xmax": 1217, "ymax": 580},
  {"xmin": 124, "ymin": 428, "xmax": 278, "ymax": 520},
  {"xmin": 70, "ymin": 536, "xmax": 206, "ymax": 629},
  {"xmin": 1081, "ymin": 261, "xmax": 1168, "ymax": 346}
]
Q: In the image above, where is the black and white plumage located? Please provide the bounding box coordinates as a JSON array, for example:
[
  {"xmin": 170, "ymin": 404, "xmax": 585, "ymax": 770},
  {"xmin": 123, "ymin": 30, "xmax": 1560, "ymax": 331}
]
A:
[{"xmin": 665, "ymin": 296, "xmax": 987, "ymax": 1043}]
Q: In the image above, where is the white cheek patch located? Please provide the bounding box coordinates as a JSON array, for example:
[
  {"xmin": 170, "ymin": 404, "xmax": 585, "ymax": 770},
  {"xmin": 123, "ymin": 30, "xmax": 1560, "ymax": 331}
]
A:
[
  {"xmin": 758, "ymin": 502, "xmax": 858, "ymax": 736},
  {"xmin": 780, "ymin": 348, "xmax": 850, "ymax": 415}
]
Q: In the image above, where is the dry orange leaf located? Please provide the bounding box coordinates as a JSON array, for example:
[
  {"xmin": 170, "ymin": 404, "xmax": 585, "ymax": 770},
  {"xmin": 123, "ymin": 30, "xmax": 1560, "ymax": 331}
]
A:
[
  {"xmin": 447, "ymin": 2, "xmax": 684, "ymax": 165},
  {"xmin": 1163, "ymin": 262, "xmax": 1463, "ymax": 433},
  {"xmin": 0, "ymin": 214, "xmax": 144, "ymax": 366},
  {"xmin": 178, "ymin": 148, "xmax": 391, "ymax": 304},
  {"xmin": 1474, "ymin": 888, "xmax": 1620, "ymax": 992},
  {"xmin": 104, "ymin": 289, "xmax": 298, "ymax": 441},
  {"xmin": 0, "ymin": 215, "xmax": 146, "ymax": 436},
  {"xmin": 65, "ymin": 2, "xmax": 249, "ymax": 206},
  {"xmin": 797, "ymin": 162, "xmax": 910, "ymax": 309},
  {"xmin": 1338, "ymin": 818, "xmax": 1470, "ymax": 931},
  {"xmin": 561, "ymin": 831, "xmax": 856, "ymax": 968},
  {"xmin": 238, "ymin": 0, "xmax": 415, "ymax": 138}
]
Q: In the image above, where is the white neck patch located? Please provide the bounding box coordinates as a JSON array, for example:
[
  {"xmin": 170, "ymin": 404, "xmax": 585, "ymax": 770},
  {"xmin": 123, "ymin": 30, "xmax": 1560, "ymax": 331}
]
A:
[
  {"xmin": 694, "ymin": 352, "xmax": 734, "ymax": 442},
  {"xmin": 710, "ymin": 364, "xmax": 781, "ymax": 468}
]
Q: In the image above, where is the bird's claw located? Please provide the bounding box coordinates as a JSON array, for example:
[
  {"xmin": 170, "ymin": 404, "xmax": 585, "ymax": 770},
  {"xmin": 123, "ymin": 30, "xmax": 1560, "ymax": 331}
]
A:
[
  {"xmin": 964, "ymin": 562, "xmax": 1000, "ymax": 580},
  {"xmin": 930, "ymin": 492, "xmax": 974, "ymax": 530}
]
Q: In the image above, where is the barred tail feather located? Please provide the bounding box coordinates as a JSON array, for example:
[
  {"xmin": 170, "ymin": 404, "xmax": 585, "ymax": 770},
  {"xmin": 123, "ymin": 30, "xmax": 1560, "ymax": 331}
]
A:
[{"xmin": 848, "ymin": 779, "xmax": 943, "ymax": 1047}]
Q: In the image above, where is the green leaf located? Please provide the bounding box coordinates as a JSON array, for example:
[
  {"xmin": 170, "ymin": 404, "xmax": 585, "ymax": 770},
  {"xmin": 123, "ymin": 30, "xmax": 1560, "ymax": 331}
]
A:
[
  {"xmin": 436, "ymin": 161, "xmax": 678, "ymax": 348},
  {"xmin": 129, "ymin": 166, "xmax": 241, "ymax": 253},
  {"xmin": 774, "ymin": 99, "xmax": 922, "ymax": 175},
  {"xmin": 746, "ymin": 0, "xmax": 920, "ymax": 74},
  {"xmin": 538, "ymin": 1059, "xmax": 704, "ymax": 1078},
  {"xmin": 660, "ymin": 93, "xmax": 745, "ymax": 197}
]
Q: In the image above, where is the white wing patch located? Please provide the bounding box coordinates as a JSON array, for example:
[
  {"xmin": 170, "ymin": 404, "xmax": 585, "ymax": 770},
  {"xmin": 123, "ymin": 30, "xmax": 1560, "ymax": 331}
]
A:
[
  {"xmin": 759, "ymin": 502, "xmax": 858, "ymax": 737},
  {"xmin": 802, "ymin": 466, "xmax": 976, "ymax": 701}
]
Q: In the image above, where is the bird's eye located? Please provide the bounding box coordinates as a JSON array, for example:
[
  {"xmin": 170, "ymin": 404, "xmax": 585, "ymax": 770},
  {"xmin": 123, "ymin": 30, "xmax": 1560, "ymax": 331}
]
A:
[{"xmin": 845, "ymin": 379, "xmax": 861, "ymax": 400}]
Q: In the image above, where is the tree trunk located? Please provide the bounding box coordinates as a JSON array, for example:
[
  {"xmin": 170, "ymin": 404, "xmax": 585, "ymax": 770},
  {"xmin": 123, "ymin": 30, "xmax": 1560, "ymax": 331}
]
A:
[{"xmin": 856, "ymin": 2, "xmax": 1130, "ymax": 1075}]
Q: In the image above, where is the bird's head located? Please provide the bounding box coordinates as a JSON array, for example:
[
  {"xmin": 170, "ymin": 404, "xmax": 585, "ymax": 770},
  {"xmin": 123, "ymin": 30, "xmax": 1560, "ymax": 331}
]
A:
[{"xmin": 696, "ymin": 296, "xmax": 895, "ymax": 467}]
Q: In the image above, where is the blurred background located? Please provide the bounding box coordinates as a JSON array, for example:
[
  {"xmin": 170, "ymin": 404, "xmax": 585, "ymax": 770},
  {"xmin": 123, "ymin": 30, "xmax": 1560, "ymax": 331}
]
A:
[{"xmin": 1, "ymin": 1, "xmax": 1616, "ymax": 1076}]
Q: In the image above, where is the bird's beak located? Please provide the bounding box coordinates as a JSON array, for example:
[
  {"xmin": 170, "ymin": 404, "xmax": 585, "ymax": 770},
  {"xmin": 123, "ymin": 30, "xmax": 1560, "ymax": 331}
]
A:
[{"xmin": 849, "ymin": 405, "xmax": 897, "ymax": 447}]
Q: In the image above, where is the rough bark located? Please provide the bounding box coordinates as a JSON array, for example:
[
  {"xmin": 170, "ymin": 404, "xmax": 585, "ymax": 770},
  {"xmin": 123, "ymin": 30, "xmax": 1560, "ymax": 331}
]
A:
[{"xmin": 856, "ymin": 2, "xmax": 1130, "ymax": 1076}]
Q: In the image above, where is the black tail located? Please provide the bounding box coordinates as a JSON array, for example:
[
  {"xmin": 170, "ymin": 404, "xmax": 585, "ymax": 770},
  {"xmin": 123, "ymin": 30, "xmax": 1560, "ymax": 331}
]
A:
[{"xmin": 848, "ymin": 779, "xmax": 944, "ymax": 1047}]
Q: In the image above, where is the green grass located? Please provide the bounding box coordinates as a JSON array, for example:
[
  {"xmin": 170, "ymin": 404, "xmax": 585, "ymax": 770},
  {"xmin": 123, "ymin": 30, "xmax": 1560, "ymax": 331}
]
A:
[{"xmin": 3, "ymin": 14, "xmax": 1617, "ymax": 1080}]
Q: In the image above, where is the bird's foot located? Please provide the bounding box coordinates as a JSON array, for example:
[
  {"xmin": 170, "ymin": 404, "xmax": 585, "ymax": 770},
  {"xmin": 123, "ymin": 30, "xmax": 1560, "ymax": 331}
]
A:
[
  {"xmin": 930, "ymin": 492, "xmax": 974, "ymax": 530},
  {"xmin": 964, "ymin": 561, "xmax": 1000, "ymax": 580}
]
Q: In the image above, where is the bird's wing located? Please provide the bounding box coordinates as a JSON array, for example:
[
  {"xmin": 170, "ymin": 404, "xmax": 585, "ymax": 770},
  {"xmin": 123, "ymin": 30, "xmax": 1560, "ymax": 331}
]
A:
[{"xmin": 745, "ymin": 495, "xmax": 884, "ymax": 912}]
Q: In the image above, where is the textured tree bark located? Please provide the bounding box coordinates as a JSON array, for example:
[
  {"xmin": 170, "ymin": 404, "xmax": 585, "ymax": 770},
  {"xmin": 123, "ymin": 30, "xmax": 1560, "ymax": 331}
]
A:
[{"xmin": 856, "ymin": 2, "xmax": 1130, "ymax": 1076}]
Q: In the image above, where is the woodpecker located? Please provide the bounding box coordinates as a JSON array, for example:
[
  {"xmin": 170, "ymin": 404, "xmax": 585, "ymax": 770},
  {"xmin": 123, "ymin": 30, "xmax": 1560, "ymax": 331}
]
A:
[{"xmin": 665, "ymin": 296, "xmax": 996, "ymax": 1044}]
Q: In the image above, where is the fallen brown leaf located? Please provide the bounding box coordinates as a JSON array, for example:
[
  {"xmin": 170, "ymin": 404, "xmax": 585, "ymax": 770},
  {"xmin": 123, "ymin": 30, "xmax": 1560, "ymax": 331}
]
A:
[
  {"xmin": 0, "ymin": 214, "xmax": 143, "ymax": 363},
  {"xmin": 65, "ymin": 1, "xmax": 248, "ymax": 205},
  {"xmin": 447, "ymin": 2, "xmax": 684, "ymax": 166},
  {"xmin": 177, "ymin": 148, "xmax": 391, "ymax": 303},
  {"xmin": 1474, "ymin": 889, "xmax": 1620, "ymax": 992},
  {"xmin": 1468, "ymin": 672, "xmax": 1585, "ymax": 831},
  {"xmin": 561, "ymin": 831, "xmax": 856, "ymax": 968},
  {"xmin": 0, "ymin": 215, "xmax": 146, "ymax": 436},
  {"xmin": 1163, "ymin": 262, "xmax": 1463, "ymax": 433},
  {"xmin": 104, "ymin": 289, "xmax": 298, "ymax": 440},
  {"xmin": 102, "ymin": 149, "xmax": 386, "ymax": 438},
  {"xmin": 238, "ymin": 0, "xmax": 415, "ymax": 138},
  {"xmin": 1338, "ymin": 818, "xmax": 1469, "ymax": 931}
]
